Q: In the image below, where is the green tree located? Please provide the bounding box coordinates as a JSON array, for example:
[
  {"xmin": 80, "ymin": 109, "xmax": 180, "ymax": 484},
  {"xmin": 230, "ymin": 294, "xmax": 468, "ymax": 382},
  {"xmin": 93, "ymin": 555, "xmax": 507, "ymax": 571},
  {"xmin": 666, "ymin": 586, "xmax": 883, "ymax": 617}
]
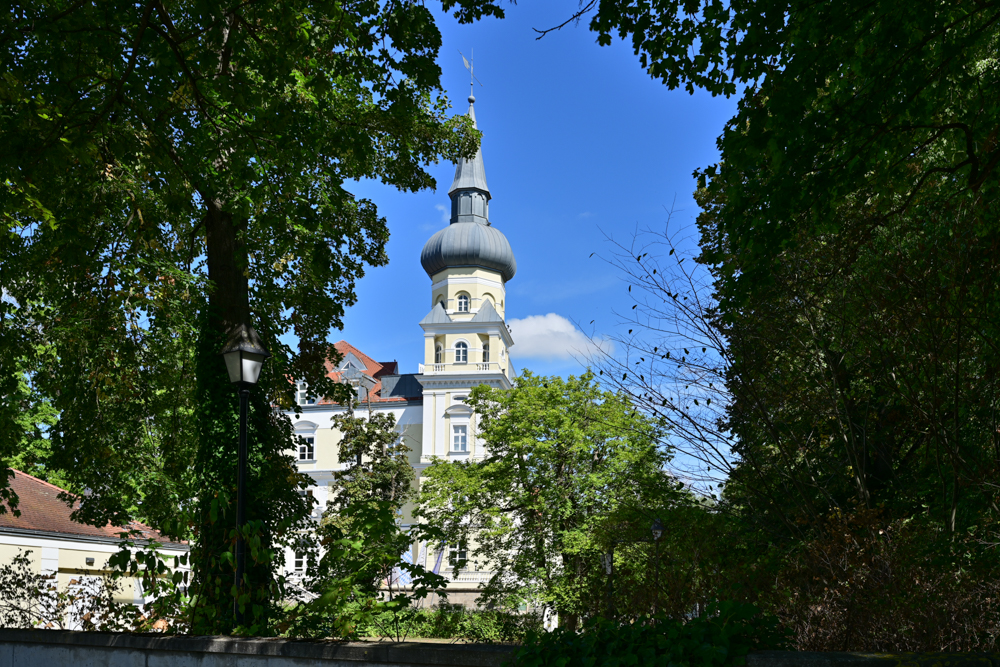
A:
[
  {"xmin": 318, "ymin": 408, "xmax": 417, "ymax": 591},
  {"xmin": 417, "ymin": 371, "xmax": 675, "ymax": 630},
  {"xmin": 0, "ymin": 0, "xmax": 505, "ymax": 633},
  {"xmin": 569, "ymin": 0, "xmax": 1000, "ymax": 647},
  {"xmin": 284, "ymin": 408, "xmax": 446, "ymax": 640}
]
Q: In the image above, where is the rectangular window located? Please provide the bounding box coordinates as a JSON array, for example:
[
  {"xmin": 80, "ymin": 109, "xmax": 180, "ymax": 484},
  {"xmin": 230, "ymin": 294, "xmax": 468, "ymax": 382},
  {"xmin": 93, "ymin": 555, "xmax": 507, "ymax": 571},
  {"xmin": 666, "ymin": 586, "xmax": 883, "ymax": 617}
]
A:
[
  {"xmin": 452, "ymin": 425, "xmax": 467, "ymax": 452},
  {"xmin": 298, "ymin": 436, "xmax": 315, "ymax": 461},
  {"xmin": 448, "ymin": 542, "xmax": 467, "ymax": 568},
  {"xmin": 294, "ymin": 551, "xmax": 307, "ymax": 574},
  {"xmin": 297, "ymin": 382, "xmax": 316, "ymax": 405}
]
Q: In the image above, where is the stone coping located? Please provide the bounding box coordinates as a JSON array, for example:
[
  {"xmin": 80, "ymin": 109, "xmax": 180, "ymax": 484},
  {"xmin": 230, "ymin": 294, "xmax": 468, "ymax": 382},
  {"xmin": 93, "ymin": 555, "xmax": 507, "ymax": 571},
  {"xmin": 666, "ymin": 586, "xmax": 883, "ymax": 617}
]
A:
[
  {"xmin": 749, "ymin": 651, "xmax": 1000, "ymax": 667},
  {"xmin": 0, "ymin": 629, "xmax": 516, "ymax": 666},
  {"xmin": 2, "ymin": 630, "xmax": 998, "ymax": 667}
]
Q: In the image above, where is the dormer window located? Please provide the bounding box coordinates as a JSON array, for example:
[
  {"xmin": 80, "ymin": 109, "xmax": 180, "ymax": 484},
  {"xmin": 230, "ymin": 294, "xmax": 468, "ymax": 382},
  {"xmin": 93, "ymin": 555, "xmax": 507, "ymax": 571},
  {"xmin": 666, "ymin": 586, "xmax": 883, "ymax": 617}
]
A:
[
  {"xmin": 435, "ymin": 345, "xmax": 443, "ymax": 364},
  {"xmin": 455, "ymin": 341, "xmax": 468, "ymax": 363},
  {"xmin": 296, "ymin": 382, "xmax": 316, "ymax": 406},
  {"xmin": 457, "ymin": 294, "xmax": 470, "ymax": 312},
  {"xmin": 483, "ymin": 343, "xmax": 490, "ymax": 363}
]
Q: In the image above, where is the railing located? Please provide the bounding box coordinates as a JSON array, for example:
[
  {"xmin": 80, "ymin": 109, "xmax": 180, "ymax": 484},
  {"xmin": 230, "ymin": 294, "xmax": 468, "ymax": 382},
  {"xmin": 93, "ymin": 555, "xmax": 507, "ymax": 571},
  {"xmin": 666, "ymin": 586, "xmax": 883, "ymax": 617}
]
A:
[
  {"xmin": 445, "ymin": 571, "xmax": 492, "ymax": 584},
  {"xmin": 425, "ymin": 362, "xmax": 503, "ymax": 375}
]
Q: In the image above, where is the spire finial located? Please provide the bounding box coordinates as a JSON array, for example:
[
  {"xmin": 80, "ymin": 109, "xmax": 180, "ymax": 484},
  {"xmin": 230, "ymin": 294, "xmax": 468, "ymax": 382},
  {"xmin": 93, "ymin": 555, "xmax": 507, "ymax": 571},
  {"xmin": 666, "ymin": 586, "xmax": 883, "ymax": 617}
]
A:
[{"xmin": 460, "ymin": 49, "xmax": 483, "ymax": 100}]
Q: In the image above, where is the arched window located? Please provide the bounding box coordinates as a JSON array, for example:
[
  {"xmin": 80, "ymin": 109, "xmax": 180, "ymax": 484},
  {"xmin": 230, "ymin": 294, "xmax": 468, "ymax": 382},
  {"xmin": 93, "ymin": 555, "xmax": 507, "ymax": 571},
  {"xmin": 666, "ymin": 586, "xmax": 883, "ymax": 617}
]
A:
[
  {"xmin": 457, "ymin": 294, "xmax": 470, "ymax": 312},
  {"xmin": 483, "ymin": 342, "xmax": 490, "ymax": 363},
  {"xmin": 435, "ymin": 345, "xmax": 443, "ymax": 364},
  {"xmin": 455, "ymin": 341, "xmax": 468, "ymax": 363}
]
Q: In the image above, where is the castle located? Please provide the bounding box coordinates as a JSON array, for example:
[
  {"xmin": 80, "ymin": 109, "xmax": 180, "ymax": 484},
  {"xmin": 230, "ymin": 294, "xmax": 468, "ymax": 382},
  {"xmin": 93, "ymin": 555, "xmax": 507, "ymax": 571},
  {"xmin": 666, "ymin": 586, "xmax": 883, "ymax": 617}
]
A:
[{"xmin": 284, "ymin": 96, "xmax": 516, "ymax": 607}]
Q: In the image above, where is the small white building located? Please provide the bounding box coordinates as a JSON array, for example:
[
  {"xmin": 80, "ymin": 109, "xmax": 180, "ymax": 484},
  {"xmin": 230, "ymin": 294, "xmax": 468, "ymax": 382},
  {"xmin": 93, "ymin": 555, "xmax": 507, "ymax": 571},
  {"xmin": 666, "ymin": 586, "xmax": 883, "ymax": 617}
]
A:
[
  {"xmin": 285, "ymin": 97, "xmax": 516, "ymax": 608},
  {"xmin": 0, "ymin": 469, "xmax": 188, "ymax": 627}
]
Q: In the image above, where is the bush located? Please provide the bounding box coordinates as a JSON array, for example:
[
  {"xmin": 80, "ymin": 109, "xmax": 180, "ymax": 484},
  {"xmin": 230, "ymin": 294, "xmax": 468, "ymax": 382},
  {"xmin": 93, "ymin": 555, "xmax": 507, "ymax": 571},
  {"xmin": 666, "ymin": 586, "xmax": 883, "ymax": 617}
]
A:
[
  {"xmin": 355, "ymin": 607, "xmax": 542, "ymax": 643},
  {"xmin": 769, "ymin": 508, "xmax": 1000, "ymax": 652},
  {"xmin": 510, "ymin": 601, "xmax": 788, "ymax": 667}
]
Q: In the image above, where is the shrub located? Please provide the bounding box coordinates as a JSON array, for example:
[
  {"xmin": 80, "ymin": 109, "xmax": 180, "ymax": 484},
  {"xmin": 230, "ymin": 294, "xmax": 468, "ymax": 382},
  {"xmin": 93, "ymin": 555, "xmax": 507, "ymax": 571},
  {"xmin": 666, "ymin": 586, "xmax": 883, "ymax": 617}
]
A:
[
  {"xmin": 770, "ymin": 508, "xmax": 1000, "ymax": 652},
  {"xmin": 510, "ymin": 601, "xmax": 788, "ymax": 667},
  {"xmin": 355, "ymin": 607, "xmax": 542, "ymax": 643}
]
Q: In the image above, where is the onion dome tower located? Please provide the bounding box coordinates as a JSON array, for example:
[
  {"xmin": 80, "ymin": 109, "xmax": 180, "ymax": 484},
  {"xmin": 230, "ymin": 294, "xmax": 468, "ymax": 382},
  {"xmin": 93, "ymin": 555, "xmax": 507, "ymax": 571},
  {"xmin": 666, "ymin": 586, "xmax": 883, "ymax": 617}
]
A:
[
  {"xmin": 420, "ymin": 99, "xmax": 517, "ymax": 283},
  {"xmin": 418, "ymin": 96, "xmax": 515, "ymax": 460}
]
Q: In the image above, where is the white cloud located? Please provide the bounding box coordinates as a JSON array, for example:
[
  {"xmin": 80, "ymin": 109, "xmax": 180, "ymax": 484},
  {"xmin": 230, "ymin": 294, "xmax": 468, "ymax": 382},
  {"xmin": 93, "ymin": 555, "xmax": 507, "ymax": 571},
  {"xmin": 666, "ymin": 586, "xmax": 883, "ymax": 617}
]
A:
[
  {"xmin": 435, "ymin": 203, "xmax": 449, "ymax": 223},
  {"xmin": 508, "ymin": 313, "xmax": 614, "ymax": 361}
]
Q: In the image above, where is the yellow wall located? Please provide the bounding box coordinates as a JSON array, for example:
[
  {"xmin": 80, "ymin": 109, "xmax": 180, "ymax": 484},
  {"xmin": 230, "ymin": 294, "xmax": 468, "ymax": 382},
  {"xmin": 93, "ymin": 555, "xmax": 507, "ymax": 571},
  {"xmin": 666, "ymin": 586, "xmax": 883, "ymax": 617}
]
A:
[
  {"xmin": 430, "ymin": 267, "xmax": 506, "ymax": 320},
  {"xmin": 401, "ymin": 424, "xmax": 423, "ymax": 465},
  {"xmin": 428, "ymin": 333, "xmax": 506, "ymax": 374},
  {"xmin": 0, "ymin": 543, "xmax": 39, "ymax": 570}
]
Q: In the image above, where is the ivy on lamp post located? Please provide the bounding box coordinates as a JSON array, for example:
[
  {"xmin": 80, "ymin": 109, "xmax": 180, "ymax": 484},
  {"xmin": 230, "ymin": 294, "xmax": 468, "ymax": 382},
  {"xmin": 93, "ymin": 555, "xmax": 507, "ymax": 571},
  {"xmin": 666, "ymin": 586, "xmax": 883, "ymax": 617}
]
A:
[{"xmin": 220, "ymin": 324, "xmax": 270, "ymax": 628}]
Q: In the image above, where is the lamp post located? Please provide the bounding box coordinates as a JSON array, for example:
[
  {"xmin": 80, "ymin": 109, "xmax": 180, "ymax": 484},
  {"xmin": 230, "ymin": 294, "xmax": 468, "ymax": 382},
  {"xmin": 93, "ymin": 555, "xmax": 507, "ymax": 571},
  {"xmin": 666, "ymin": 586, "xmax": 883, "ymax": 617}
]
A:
[
  {"xmin": 651, "ymin": 518, "xmax": 664, "ymax": 616},
  {"xmin": 220, "ymin": 324, "xmax": 270, "ymax": 628}
]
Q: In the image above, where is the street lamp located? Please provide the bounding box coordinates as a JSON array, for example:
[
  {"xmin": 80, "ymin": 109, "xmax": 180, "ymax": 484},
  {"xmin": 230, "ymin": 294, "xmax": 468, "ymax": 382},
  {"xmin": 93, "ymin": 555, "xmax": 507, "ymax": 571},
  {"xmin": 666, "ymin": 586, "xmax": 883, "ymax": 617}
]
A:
[
  {"xmin": 651, "ymin": 518, "xmax": 664, "ymax": 616},
  {"xmin": 220, "ymin": 323, "xmax": 270, "ymax": 628}
]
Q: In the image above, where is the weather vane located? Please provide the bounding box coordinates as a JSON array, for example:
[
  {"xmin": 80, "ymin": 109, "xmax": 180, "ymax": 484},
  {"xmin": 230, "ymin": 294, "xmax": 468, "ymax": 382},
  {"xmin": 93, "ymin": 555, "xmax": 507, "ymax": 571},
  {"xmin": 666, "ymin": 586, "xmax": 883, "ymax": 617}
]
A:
[{"xmin": 459, "ymin": 49, "xmax": 483, "ymax": 98}]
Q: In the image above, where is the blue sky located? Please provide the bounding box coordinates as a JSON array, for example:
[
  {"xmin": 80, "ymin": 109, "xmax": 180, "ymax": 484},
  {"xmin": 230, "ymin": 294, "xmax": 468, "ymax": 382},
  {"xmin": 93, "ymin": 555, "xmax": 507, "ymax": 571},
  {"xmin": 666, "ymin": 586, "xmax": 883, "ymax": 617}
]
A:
[{"xmin": 337, "ymin": 4, "xmax": 738, "ymax": 378}]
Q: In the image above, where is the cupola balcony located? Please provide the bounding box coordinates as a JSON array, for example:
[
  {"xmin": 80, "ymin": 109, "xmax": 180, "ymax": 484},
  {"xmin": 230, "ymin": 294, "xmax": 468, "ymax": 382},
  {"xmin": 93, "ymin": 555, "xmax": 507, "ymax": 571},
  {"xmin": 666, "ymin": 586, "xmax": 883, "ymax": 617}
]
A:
[{"xmin": 422, "ymin": 361, "xmax": 506, "ymax": 375}]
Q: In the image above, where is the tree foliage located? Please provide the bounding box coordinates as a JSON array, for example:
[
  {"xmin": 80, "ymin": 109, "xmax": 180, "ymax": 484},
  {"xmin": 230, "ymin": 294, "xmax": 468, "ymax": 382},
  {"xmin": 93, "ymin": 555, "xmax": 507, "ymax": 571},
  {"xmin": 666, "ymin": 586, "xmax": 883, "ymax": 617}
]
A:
[
  {"xmin": 283, "ymin": 409, "xmax": 445, "ymax": 640},
  {"xmin": 570, "ymin": 0, "xmax": 1000, "ymax": 649},
  {"xmin": 0, "ymin": 0, "xmax": 505, "ymax": 633},
  {"xmin": 417, "ymin": 371, "xmax": 675, "ymax": 629}
]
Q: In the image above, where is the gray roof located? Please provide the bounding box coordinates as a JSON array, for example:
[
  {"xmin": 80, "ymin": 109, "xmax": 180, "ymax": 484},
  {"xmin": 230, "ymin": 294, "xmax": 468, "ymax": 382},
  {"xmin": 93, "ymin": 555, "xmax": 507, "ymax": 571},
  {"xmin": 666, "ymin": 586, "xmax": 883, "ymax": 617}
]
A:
[
  {"xmin": 421, "ymin": 97, "xmax": 517, "ymax": 282},
  {"xmin": 419, "ymin": 302, "xmax": 452, "ymax": 324},
  {"xmin": 420, "ymin": 222, "xmax": 517, "ymax": 282},
  {"xmin": 448, "ymin": 99, "xmax": 490, "ymax": 197},
  {"xmin": 379, "ymin": 374, "xmax": 424, "ymax": 399},
  {"xmin": 471, "ymin": 300, "xmax": 503, "ymax": 323}
]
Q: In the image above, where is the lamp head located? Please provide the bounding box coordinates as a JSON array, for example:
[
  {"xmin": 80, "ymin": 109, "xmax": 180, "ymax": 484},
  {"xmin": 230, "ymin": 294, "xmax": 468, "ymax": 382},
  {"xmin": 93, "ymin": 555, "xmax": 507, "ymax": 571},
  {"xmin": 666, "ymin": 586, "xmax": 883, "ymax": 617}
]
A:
[
  {"xmin": 651, "ymin": 518, "xmax": 664, "ymax": 541},
  {"xmin": 221, "ymin": 324, "xmax": 271, "ymax": 387}
]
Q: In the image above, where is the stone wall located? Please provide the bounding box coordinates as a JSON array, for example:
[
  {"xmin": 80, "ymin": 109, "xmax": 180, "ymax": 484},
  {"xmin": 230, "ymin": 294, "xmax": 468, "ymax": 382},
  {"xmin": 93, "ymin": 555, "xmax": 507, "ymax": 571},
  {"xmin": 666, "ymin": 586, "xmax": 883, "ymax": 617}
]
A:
[
  {"xmin": 0, "ymin": 629, "xmax": 516, "ymax": 667},
  {"xmin": 2, "ymin": 630, "xmax": 998, "ymax": 667}
]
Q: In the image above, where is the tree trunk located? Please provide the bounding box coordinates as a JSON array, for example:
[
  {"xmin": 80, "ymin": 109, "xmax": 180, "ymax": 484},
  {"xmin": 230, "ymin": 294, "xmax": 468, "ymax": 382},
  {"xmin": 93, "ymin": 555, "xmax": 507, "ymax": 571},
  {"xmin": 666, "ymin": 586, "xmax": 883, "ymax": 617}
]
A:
[{"xmin": 204, "ymin": 200, "xmax": 250, "ymax": 334}]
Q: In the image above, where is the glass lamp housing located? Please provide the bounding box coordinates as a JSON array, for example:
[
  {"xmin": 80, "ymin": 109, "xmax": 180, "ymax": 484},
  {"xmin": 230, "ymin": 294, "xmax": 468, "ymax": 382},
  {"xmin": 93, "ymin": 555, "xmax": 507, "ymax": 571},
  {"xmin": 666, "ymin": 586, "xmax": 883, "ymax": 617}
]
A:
[
  {"xmin": 220, "ymin": 324, "xmax": 271, "ymax": 386},
  {"xmin": 651, "ymin": 518, "xmax": 664, "ymax": 541}
]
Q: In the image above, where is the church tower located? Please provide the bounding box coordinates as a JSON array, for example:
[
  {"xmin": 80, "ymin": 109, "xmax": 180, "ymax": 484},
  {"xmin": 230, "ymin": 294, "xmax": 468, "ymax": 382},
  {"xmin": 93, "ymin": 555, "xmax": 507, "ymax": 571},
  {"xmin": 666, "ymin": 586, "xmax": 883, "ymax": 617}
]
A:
[{"xmin": 417, "ymin": 96, "xmax": 516, "ymax": 461}]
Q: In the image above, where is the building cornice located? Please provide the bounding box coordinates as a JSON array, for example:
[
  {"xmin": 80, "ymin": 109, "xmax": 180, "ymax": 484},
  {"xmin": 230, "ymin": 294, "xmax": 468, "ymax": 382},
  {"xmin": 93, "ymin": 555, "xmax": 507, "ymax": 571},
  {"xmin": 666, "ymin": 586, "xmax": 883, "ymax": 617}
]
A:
[
  {"xmin": 419, "ymin": 321, "xmax": 514, "ymax": 348},
  {"xmin": 418, "ymin": 373, "xmax": 512, "ymax": 391},
  {"xmin": 431, "ymin": 275, "xmax": 505, "ymax": 291},
  {"xmin": 0, "ymin": 526, "xmax": 188, "ymax": 551}
]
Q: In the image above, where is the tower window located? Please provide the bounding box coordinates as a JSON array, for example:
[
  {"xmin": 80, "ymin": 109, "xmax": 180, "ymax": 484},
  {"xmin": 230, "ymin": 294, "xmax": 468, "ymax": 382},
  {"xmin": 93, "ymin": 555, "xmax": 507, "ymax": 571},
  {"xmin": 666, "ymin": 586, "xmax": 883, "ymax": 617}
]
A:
[
  {"xmin": 452, "ymin": 425, "xmax": 468, "ymax": 452},
  {"xmin": 483, "ymin": 343, "xmax": 490, "ymax": 363},
  {"xmin": 455, "ymin": 341, "xmax": 468, "ymax": 363},
  {"xmin": 435, "ymin": 345, "xmax": 443, "ymax": 364},
  {"xmin": 457, "ymin": 294, "xmax": 470, "ymax": 312},
  {"xmin": 298, "ymin": 436, "xmax": 315, "ymax": 461}
]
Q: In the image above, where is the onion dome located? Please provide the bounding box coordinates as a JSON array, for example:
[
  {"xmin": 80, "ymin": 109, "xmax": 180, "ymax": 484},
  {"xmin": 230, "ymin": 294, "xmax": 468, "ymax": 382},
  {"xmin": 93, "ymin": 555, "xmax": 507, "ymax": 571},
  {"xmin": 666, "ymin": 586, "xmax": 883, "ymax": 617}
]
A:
[{"xmin": 420, "ymin": 96, "xmax": 517, "ymax": 283}]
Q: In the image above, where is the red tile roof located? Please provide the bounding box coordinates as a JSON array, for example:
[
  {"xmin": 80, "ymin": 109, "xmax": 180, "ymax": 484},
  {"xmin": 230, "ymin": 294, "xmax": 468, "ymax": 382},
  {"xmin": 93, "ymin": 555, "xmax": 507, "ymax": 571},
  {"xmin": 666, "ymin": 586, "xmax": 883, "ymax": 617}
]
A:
[
  {"xmin": 0, "ymin": 470, "xmax": 182, "ymax": 545},
  {"xmin": 313, "ymin": 341, "xmax": 419, "ymax": 404}
]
